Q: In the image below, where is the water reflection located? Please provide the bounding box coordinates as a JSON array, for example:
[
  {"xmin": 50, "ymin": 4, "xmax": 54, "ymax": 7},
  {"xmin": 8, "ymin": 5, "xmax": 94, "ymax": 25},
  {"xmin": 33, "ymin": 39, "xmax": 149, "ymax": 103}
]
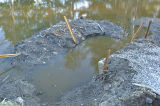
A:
[
  {"xmin": 0, "ymin": 0, "xmax": 160, "ymax": 103},
  {"xmin": 31, "ymin": 36, "xmax": 124, "ymax": 102},
  {"xmin": 32, "ymin": 51, "xmax": 94, "ymax": 102},
  {"xmin": 0, "ymin": 27, "xmax": 11, "ymax": 54},
  {"xmin": 0, "ymin": 0, "xmax": 160, "ymax": 44},
  {"xmin": 65, "ymin": 37, "xmax": 125, "ymax": 72},
  {"xmin": 74, "ymin": 1, "xmax": 91, "ymax": 10}
]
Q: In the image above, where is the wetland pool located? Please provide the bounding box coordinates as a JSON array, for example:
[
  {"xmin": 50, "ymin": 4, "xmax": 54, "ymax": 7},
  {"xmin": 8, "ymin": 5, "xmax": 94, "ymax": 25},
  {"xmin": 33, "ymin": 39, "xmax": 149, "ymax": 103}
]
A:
[{"xmin": 0, "ymin": 0, "xmax": 160, "ymax": 103}]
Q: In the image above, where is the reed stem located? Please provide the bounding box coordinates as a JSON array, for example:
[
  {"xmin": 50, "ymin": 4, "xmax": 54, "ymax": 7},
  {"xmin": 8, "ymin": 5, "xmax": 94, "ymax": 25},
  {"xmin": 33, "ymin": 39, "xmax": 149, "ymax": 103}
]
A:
[
  {"xmin": 131, "ymin": 22, "xmax": 144, "ymax": 42},
  {"xmin": 0, "ymin": 53, "xmax": 20, "ymax": 58},
  {"xmin": 64, "ymin": 16, "xmax": 77, "ymax": 44},
  {"xmin": 144, "ymin": 20, "xmax": 152, "ymax": 39},
  {"xmin": 103, "ymin": 49, "xmax": 111, "ymax": 70}
]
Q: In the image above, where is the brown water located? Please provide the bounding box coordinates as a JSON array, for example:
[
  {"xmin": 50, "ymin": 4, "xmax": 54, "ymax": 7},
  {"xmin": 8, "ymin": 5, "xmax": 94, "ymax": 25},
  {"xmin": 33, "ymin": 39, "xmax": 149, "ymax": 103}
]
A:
[
  {"xmin": 0, "ymin": 0, "xmax": 160, "ymax": 102},
  {"xmin": 31, "ymin": 36, "xmax": 124, "ymax": 102}
]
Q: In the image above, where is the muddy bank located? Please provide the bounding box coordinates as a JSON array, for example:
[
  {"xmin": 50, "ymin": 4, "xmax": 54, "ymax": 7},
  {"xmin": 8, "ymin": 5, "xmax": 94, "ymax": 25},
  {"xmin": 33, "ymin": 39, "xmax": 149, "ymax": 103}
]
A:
[
  {"xmin": 134, "ymin": 17, "xmax": 160, "ymax": 46},
  {"xmin": 58, "ymin": 39, "xmax": 160, "ymax": 106},
  {"xmin": 12, "ymin": 19, "xmax": 125, "ymax": 65},
  {"xmin": 0, "ymin": 19, "xmax": 126, "ymax": 105},
  {"xmin": 54, "ymin": 18, "xmax": 160, "ymax": 106},
  {"xmin": 1, "ymin": 18, "xmax": 160, "ymax": 106},
  {"xmin": 99, "ymin": 39, "xmax": 160, "ymax": 105},
  {"xmin": 0, "ymin": 77, "xmax": 40, "ymax": 106}
]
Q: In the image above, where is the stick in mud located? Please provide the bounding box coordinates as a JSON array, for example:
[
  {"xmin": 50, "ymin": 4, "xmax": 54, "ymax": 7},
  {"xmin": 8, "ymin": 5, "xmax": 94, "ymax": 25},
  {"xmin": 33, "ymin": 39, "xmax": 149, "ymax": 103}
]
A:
[
  {"xmin": 144, "ymin": 20, "xmax": 152, "ymax": 39},
  {"xmin": 103, "ymin": 49, "xmax": 111, "ymax": 70},
  {"xmin": 0, "ymin": 53, "xmax": 20, "ymax": 58},
  {"xmin": 131, "ymin": 22, "xmax": 144, "ymax": 42},
  {"xmin": 64, "ymin": 16, "xmax": 77, "ymax": 44}
]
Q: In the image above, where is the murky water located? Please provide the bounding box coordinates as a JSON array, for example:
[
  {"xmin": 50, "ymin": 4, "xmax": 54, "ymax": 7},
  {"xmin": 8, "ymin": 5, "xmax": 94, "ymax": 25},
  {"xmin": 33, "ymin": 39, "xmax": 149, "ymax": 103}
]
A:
[
  {"xmin": 31, "ymin": 36, "xmax": 124, "ymax": 102},
  {"xmin": 0, "ymin": 0, "xmax": 160, "ymax": 102}
]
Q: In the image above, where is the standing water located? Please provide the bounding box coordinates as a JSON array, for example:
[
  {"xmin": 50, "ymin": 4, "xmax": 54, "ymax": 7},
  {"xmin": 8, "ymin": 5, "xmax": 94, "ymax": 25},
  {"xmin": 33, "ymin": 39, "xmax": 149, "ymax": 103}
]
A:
[{"xmin": 0, "ymin": 0, "xmax": 160, "ymax": 103}]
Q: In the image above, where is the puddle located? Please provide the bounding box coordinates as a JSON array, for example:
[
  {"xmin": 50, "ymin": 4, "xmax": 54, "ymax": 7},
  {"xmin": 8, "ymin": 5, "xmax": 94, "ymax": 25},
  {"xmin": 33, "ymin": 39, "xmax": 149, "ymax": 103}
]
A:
[
  {"xmin": 0, "ymin": 0, "xmax": 160, "ymax": 43},
  {"xmin": 29, "ymin": 36, "xmax": 125, "ymax": 102},
  {"xmin": 0, "ymin": 27, "xmax": 11, "ymax": 54},
  {"xmin": 32, "ymin": 54, "xmax": 94, "ymax": 102},
  {"xmin": 0, "ymin": 0, "xmax": 160, "ymax": 104}
]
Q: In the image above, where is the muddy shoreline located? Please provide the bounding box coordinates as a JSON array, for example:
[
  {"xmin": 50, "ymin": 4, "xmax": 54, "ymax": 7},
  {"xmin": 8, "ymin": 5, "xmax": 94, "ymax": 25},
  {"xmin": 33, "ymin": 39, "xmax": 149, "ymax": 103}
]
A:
[
  {"xmin": 0, "ymin": 18, "xmax": 160, "ymax": 106},
  {"xmin": 0, "ymin": 19, "xmax": 125, "ymax": 105},
  {"xmin": 12, "ymin": 19, "xmax": 125, "ymax": 66},
  {"xmin": 57, "ymin": 18, "xmax": 160, "ymax": 106}
]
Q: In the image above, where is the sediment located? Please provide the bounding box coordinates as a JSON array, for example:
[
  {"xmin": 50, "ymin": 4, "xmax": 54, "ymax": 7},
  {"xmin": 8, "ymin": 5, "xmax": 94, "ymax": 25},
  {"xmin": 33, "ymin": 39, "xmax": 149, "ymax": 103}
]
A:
[
  {"xmin": 0, "ymin": 19, "xmax": 125, "ymax": 106},
  {"xmin": 1, "ymin": 18, "xmax": 160, "ymax": 106},
  {"xmin": 12, "ymin": 19, "xmax": 125, "ymax": 65},
  {"xmin": 58, "ymin": 39, "xmax": 160, "ymax": 106},
  {"xmin": 57, "ymin": 18, "xmax": 160, "ymax": 106}
]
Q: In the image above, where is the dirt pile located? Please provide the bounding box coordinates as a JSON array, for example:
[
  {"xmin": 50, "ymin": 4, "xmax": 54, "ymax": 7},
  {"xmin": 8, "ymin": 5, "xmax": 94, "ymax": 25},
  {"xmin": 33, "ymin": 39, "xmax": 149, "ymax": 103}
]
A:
[
  {"xmin": 1, "ymin": 18, "xmax": 160, "ymax": 106},
  {"xmin": 58, "ymin": 39, "xmax": 160, "ymax": 106},
  {"xmin": 0, "ymin": 19, "xmax": 126, "ymax": 106},
  {"xmin": 12, "ymin": 19, "xmax": 125, "ymax": 65}
]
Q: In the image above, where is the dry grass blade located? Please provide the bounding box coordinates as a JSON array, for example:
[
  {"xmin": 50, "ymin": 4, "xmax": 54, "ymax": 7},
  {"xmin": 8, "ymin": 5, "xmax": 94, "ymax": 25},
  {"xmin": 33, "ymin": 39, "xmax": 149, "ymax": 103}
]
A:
[
  {"xmin": 64, "ymin": 16, "xmax": 77, "ymax": 44},
  {"xmin": 103, "ymin": 49, "xmax": 111, "ymax": 70},
  {"xmin": 144, "ymin": 20, "xmax": 152, "ymax": 39},
  {"xmin": 0, "ymin": 53, "xmax": 20, "ymax": 58},
  {"xmin": 131, "ymin": 22, "xmax": 144, "ymax": 42}
]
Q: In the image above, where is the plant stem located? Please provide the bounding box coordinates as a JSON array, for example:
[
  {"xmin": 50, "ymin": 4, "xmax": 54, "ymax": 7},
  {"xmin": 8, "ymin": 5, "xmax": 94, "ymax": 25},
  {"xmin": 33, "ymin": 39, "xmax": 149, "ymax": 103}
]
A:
[
  {"xmin": 64, "ymin": 16, "xmax": 77, "ymax": 44},
  {"xmin": 131, "ymin": 22, "xmax": 144, "ymax": 42},
  {"xmin": 103, "ymin": 49, "xmax": 111, "ymax": 70},
  {"xmin": 144, "ymin": 20, "xmax": 152, "ymax": 39}
]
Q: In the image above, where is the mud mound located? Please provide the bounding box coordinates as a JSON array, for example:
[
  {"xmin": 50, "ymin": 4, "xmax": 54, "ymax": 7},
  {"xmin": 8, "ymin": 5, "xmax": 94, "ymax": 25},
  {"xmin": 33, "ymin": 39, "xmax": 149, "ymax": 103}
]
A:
[
  {"xmin": 12, "ymin": 19, "xmax": 125, "ymax": 65},
  {"xmin": 58, "ymin": 40, "xmax": 160, "ymax": 106}
]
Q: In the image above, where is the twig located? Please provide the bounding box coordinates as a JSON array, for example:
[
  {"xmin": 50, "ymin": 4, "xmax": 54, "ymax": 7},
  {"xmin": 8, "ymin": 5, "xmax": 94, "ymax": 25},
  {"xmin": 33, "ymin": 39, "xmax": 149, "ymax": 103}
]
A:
[
  {"xmin": 0, "ymin": 53, "xmax": 20, "ymax": 58},
  {"xmin": 144, "ymin": 20, "xmax": 152, "ymax": 39},
  {"xmin": 64, "ymin": 16, "xmax": 77, "ymax": 44},
  {"xmin": 131, "ymin": 22, "xmax": 144, "ymax": 42},
  {"xmin": 103, "ymin": 49, "xmax": 111, "ymax": 70},
  {"xmin": 96, "ymin": 23, "xmax": 104, "ymax": 33}
]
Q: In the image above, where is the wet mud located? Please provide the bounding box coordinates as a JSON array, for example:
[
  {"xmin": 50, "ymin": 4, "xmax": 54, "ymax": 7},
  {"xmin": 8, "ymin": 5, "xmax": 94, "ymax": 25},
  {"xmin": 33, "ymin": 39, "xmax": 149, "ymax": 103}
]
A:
[
  {"xmin": 0, "ymin": 19, "xmax": 125, "ymax": 105},
  {"xmin": 1, "ymin": 18, "xmax": 160, "ymax": 106}
]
